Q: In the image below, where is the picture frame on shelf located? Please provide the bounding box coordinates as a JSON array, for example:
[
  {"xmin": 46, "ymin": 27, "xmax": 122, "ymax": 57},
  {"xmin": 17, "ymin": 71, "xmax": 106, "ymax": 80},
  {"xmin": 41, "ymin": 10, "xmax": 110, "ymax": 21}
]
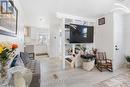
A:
[{"xmin": 0, "ymin": 0, "xmax": 18, "ymax": 36}]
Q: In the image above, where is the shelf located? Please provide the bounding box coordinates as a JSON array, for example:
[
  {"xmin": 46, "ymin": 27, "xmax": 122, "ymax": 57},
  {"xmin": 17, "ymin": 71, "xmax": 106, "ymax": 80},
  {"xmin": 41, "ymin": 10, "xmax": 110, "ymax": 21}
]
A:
[
  {"xmin": 65, "ymin": 43, "xmax": 71, "ymax": 45},
  {"xmin": 65, "ymin": 29, "xmax": 70, "ymax": 31},
  {"xmin": 65, "ymin": 24, "xmax": 70, "ymax": 28},
  {"xmin": 65, "ymin": 24, "xmax": 70, "ymax": 31},
  {"xmin": 65, "ymin": 55, "xmax": 72, "ymax": 58}
]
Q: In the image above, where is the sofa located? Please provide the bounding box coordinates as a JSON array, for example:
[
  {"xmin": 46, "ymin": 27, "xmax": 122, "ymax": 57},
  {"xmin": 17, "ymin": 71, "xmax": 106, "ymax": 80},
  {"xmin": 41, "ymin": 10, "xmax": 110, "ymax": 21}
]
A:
[{"xmin": 20, "ymin": 52, "xmax": 40, "ymax": 87}]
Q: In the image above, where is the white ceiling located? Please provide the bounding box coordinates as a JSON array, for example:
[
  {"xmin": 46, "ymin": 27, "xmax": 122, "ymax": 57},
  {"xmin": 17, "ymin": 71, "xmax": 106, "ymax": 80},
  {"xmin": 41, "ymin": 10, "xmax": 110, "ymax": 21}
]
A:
[{"xmin": 19, "ymin": 0, "xmax": 130, "ymax": 26}]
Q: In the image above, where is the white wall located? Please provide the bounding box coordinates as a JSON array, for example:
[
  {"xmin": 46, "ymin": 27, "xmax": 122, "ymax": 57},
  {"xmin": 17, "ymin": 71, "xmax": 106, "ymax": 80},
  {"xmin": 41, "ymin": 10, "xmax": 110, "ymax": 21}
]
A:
[
  {"xmin": 0, "ymin": 0, "xmax": 25, "ymax": 52},
  {"xmin": 95, "ymin": 13, "xmax": 114, "ymax": 59},
  {"xmin": 25, "ymin": 16, "xmax": 50, "ymax": 29},
  {"xmin": 25, "ymin": 27, "xmax": 50, "ymax": 55},
  {"xmin": 49, "ymin": 15, "xmax": 62, "ymax": 58},
  {"xmin": 124, "ymin": 15, "xmax": 130, "ymax": 55},
  {"xmin": 24, "ymin": 14, "xmax": 61, "ymax": 58},
  {"xmin": 95, "ymin": 12, "xmax": 125, "ymax": 70}
]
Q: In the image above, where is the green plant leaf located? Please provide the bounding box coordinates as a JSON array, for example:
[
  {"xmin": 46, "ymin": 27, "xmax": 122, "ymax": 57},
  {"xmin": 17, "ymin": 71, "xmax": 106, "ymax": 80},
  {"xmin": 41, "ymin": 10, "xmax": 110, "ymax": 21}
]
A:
[{"xmin": 125, "ymin": 56, "xmax": 130, "ymax": 62}]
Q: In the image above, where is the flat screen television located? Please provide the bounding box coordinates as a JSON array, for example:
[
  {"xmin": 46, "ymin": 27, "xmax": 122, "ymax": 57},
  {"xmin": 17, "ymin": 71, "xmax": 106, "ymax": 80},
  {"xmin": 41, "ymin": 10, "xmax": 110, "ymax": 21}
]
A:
[{"xmin": 69, "ymin": 24, "xmax": 94, "ymax": 43}]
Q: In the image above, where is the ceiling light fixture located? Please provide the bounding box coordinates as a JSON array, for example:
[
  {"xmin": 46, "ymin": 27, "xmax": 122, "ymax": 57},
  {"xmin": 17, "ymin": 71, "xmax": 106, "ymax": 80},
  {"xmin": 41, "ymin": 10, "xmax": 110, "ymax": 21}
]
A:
[
  {"xmin": 111, "ymin": 3, "xmax": 130, "ymax": 13},
  {"xmin": 114, "ymin": 3, "xmax": 129, "ymax": 10},
  {"xmin": 111, "ymin": 7, "xmax": 130, "ymax": 13}
]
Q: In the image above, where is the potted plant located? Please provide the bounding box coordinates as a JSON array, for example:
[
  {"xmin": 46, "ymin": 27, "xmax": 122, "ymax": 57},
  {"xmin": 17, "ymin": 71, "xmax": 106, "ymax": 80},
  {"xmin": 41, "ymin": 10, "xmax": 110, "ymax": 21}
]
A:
[
  {"xmin": 0, "ymin": 43, "xmax": 18, "ymax": 78},
  {"xmin": 125, "ymin": 56, "xmax": 130, "ymax": 68}
]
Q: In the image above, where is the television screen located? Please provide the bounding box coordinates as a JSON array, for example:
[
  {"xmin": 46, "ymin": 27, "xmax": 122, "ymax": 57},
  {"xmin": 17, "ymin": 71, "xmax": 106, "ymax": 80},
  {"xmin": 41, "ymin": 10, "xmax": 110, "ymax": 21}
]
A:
[{"xmin": 69, "ymin": 24, "xmax": 94, "ymax": 43}]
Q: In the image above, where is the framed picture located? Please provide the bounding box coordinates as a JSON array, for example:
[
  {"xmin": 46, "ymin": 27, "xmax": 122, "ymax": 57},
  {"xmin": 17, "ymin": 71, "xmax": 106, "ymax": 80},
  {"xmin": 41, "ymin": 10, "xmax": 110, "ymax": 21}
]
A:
[
  {"xmin": 0, "ymin": 0, "xmax": 18, "ymax": 36},
  {"xmin": 98, "ymin": 17, "xmax": 105, "ymax": 25}
]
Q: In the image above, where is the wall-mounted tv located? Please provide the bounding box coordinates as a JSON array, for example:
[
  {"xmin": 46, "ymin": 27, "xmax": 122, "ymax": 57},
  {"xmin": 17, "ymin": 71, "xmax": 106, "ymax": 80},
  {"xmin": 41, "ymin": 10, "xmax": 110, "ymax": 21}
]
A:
[{"xmin": 69, "ymin": 24, "xmax": 94, "ymax": 43}]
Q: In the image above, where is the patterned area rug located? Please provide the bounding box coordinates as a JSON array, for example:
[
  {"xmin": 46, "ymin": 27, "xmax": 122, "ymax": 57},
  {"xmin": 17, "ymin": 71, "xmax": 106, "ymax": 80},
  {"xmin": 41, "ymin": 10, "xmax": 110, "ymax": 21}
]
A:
[{"xmin": 95, "ymin": 71, "xmax": 130, "ymax": 87}]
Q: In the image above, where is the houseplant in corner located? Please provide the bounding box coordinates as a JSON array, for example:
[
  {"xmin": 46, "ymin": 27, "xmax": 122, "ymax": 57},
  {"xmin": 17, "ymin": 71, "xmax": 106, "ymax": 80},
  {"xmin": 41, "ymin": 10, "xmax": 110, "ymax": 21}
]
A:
[
  {"xmin": 0, "ymin": 43, "xmax": 18, "ymax": 78},
  {"xmin": 125, "ymin": 56, "xmax": 130, "ymax": 68}
]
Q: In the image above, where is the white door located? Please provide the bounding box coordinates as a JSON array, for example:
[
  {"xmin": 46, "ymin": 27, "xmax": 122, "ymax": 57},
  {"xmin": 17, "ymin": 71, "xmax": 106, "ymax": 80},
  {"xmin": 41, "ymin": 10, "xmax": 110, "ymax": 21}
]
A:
[{"xmin": 113, "ymin": 13, "xmax": 125, "ymax": 70}]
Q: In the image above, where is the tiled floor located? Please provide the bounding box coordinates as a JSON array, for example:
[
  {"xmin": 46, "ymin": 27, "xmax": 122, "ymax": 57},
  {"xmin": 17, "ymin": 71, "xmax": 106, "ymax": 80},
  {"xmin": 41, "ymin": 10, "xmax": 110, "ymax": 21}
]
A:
[{"xmin": 37, "ymin": 57, "xmax": 129, "ymax": 87}]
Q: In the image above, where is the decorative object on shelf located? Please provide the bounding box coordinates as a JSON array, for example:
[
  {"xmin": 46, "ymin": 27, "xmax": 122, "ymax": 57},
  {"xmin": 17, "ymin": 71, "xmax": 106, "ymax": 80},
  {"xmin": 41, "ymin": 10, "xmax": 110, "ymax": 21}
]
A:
[
  {"xmin": 92, "ymin": 48, "xmax": 97, "ymax": 55},
  {"xmin": 98, "ymin": 17, "xmax": 105, "ymax": 25},
  {"xmin": 66, "ymin": 38, "xmax": 70, "ymax": 42},
  {"xmin": 80, "ymin": 46, "xmax": 86, "ymax": 52},
  {"xmin": 77, "ymin": 45, "xmax": 86, "ymax": 52},
  {"xmin": 0, "ymin": 42, "xmax": 18, "ymax": 78},
  {"xmin": 67, "ymin": 48, "xmax": 72, "ymax": 55},
  {"xmin": 0, "ymin": 0, "xmax": 18, "ymax": 36},
  {"xmin": 125, "ymin": 56, "xmax": 130, "ymax": 68}
]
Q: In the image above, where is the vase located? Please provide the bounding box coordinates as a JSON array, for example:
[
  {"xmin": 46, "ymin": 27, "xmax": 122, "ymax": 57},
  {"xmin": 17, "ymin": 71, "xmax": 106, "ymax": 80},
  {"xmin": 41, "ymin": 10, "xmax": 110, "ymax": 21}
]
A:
[{"xmin": 0, "ymin": 63, "xmax": 8, "ymax": 79}]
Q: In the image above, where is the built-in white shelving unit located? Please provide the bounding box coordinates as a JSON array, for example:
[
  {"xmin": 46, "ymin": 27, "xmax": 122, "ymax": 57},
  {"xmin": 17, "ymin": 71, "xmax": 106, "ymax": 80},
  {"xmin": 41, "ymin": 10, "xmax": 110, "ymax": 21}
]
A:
[
  {"xmin": 56, "ymin": 14, "xmax": 96, "ymax": 69},
  {"xmin": 59, "ymin": 17, "xmax": 95, "ymax": 69}
]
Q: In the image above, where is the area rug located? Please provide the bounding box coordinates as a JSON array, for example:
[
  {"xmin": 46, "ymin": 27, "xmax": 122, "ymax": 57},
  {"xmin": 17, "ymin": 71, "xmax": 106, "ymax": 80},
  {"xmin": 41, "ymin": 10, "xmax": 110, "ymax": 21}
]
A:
[{"xmin": 95, "ymin": 71, "xmax": 130, "ymax": 87}]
